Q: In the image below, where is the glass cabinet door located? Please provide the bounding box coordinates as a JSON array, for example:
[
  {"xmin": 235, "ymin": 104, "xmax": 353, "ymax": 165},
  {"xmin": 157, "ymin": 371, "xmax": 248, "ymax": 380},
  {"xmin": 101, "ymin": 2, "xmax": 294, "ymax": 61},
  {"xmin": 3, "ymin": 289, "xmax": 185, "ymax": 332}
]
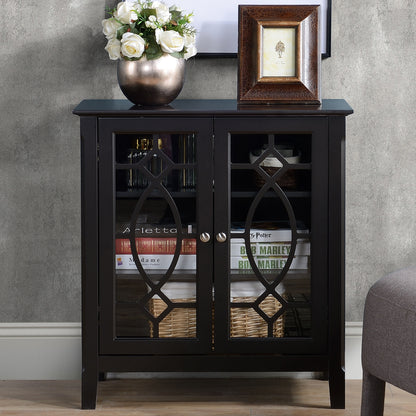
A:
[
  {"xmin": 213, "ymin": 118, "xmax": 329, "ymax": 354},
  {"xmin": 98, "ymin": 118, "xmax": 213, "ymax": 355}
]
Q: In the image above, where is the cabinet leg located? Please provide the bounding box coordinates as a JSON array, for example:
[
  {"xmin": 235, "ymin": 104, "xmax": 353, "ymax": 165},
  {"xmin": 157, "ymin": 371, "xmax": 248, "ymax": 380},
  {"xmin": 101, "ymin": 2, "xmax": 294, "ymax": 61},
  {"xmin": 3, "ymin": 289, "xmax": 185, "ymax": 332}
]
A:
[
  {"xmin": 328, "ymin": 365, "xmax": 345, "ymax": 409},
  {"xmin": 82, "ymin": 370, "xmax": 98, "ymax": 409}
]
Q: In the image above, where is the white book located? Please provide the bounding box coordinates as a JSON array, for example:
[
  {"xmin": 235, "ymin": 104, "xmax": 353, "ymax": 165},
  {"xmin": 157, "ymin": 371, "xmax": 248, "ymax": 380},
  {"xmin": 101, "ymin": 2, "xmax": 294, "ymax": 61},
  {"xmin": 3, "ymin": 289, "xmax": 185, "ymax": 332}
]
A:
[
  {"xmin": 230, "ymin": 241, "xmax": 310, "ymax": 257},
  {"xmin": 232, "ymin": 228, "xmax": 309, "ymax": 243},
  {"xmin": 115, "ymin": 254, "xmax": 196, "ymax": 270},
  {"xmin": 230, "ymin": 256, "xmax": 309, "ymax": 270}
]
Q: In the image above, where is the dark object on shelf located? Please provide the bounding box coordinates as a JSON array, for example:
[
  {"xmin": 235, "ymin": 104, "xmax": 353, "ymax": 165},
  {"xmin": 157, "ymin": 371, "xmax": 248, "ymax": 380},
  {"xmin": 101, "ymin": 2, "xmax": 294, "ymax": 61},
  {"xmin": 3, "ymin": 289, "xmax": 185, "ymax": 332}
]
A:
[
  {"xmin": 251, "ymin": 144, "xmax": 300, "ymax": 189},
  {"xmin": 254, "ymin": 166, "xmax": 297, "ymax": 189},
  {"xmin": 177, "ymin": 134, "xmax": 196, "ymax": 190}
]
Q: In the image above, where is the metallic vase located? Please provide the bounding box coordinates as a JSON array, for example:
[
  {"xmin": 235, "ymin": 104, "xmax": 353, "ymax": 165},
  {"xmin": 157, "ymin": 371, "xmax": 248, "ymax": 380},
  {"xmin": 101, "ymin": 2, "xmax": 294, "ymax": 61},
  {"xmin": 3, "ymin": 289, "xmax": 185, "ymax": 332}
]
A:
[{"xmin": 117, "ymin": 54, "xmax": 185, "ymax": 106}]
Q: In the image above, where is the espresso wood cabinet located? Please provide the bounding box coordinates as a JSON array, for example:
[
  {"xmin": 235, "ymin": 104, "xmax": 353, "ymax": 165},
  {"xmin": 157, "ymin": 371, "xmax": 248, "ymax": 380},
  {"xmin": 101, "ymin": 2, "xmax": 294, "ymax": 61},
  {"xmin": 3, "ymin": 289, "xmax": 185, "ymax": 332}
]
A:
[{"xmin": 73, "ymin": 99, "xmax": 352, "ymax": 409}]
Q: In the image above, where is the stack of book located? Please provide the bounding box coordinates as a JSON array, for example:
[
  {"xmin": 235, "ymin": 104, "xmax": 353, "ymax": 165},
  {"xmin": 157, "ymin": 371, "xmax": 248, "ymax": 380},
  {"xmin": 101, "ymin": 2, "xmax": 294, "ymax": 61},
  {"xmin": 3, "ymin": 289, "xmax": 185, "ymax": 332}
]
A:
[
  {"xmin": 114, "ymin": 227, "xmax": 310, "ymax": 272},
  {"xmin": 115, "ymin": 237, "xmax": 197, "ymax": 270},
  {"xmin": 230, "ymin": 228, "xmax": 310, "ymax": 271}
]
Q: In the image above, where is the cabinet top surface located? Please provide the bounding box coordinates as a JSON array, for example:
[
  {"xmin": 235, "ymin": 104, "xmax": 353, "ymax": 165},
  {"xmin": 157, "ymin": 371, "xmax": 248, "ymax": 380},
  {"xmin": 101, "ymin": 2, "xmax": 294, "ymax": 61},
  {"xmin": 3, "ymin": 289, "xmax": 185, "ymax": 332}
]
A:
[{"xmin": 73, "ymin": 99, "xmax": 353, "ymax": 117}]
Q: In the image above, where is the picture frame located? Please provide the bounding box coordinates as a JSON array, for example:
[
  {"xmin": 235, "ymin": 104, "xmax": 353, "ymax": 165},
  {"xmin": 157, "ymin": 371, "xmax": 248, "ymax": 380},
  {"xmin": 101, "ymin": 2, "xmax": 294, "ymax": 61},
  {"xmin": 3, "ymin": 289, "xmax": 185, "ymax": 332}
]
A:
[
  {"xmin": 238, "ymin": 5, "xmax": 321, "ymax": 105},
  {"xmin": 174, "ymin": 0, "xmax": 331, "ymax": 58}
]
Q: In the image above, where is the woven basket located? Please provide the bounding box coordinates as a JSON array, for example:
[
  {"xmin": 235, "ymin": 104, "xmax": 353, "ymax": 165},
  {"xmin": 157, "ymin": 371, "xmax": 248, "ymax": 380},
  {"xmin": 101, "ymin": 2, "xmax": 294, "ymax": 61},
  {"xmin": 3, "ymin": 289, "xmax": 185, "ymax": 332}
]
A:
[
  {"xmin": 230, "ymin": 296, "xmax": 284, "ymax": 338},
  {"xmin": 149, "ymin": 296, "xmax": 284, "ymax": 339},
  {"xmin": 150, "ymin": 298, "xmax": 197, "ymax": 338}
]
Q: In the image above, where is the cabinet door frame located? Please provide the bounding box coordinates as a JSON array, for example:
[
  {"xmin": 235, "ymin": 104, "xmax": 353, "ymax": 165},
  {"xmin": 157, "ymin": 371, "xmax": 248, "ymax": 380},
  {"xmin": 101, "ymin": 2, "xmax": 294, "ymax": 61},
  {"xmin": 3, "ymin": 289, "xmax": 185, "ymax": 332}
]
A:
[
  {"xmin": 213, "ymin": 116, "xmax": 329, "ymax": 354},
  {"xmin": 98, "ymin": 117, "xmax": 214, "ymax": 355}
]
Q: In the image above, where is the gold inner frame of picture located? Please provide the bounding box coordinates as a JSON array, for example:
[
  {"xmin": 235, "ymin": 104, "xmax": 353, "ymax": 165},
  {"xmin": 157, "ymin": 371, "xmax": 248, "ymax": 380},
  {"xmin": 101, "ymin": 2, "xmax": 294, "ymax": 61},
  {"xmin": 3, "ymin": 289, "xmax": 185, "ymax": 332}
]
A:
[{"xmin": 257, "ymin": 22, "xmax": 300, "ymax": 82}]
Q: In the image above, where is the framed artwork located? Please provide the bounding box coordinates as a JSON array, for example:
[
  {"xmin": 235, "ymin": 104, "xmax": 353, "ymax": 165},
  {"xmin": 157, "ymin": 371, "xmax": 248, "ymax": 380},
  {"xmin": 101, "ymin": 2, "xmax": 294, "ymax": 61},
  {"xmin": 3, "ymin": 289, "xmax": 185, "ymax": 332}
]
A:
[
  {"xmin": 174, "ymin": 0, "xmax": 331, "ymax": 58},
  {"xmin": 237, "ymin": 5, "xmax": 321, "ymax": 105}
]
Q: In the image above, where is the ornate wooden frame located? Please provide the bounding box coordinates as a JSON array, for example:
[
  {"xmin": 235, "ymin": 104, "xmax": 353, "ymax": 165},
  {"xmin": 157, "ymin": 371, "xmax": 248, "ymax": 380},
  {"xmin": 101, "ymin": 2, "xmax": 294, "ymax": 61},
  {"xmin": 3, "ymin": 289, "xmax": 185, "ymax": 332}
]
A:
[{"xmin": 238, "ymin": 5, "xmax": 321, "ymax": 105}]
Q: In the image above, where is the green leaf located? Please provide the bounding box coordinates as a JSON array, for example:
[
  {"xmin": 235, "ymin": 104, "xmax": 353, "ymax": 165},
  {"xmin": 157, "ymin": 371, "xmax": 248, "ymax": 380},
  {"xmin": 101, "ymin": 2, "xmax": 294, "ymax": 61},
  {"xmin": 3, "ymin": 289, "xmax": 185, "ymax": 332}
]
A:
[
  {"xmin": 170, "ymin": 10, "xmax": 182, "ymax": 22},
  {"xmin": 170, "ymin": 51, "xmax": 185, "ymax": 59},
  {"xmin": 145, "ymin": 37, "xmax": 163, "ymax": 60},
  {"xmin": 129, "ymin": 23, "xmax": 140, "ymax": 35},
  {"xmin": 142, "ymin": 8, "xmax": 156, "ymax": 20},
  {"xmin": 116, "ymin": 25, "xmax": 129, "ymax": 40}
]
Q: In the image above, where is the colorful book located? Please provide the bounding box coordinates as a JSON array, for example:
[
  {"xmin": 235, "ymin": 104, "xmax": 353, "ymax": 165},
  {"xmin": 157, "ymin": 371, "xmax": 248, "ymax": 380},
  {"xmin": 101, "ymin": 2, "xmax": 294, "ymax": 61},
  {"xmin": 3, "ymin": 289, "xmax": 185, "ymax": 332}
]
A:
[
  {"xmin": 115, "ymin": 254, "xmax": 196, "ymax": 270},
  {"xmin": 230, "ymin": 256, "xmax": 309, "ymax": 270},
  {"xmin": 230, "ymin": 241, "xmax": 310, "ymax": 257},
  {"xmin": 115, "ymin": 238, "xmax": 196, "ymax": 255}
]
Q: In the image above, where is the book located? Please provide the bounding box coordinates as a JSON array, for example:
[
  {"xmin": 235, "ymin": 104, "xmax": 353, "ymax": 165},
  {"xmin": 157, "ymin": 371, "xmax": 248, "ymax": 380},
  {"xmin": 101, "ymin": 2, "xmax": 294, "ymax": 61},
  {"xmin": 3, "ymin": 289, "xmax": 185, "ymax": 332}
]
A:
[
  {"xmin": 116, "ymin": 223, "xmax": 194, "ymax": 236},
  {"xmin": 231, "ymin": 228, "xmax": 309, "ymax": 243},
  {"xmin": 230, "ymin": 241, "xmax": 310, "ymax": 257},
  {"xmin": 115, "ymin": 238, "xmax": 196, "ymax": 255},
  {"xmin": 115, "ymin": 254, "xmax": 196, "ymax": 270},
  {"xmin": 230, "ymin": 256, "xmax": 309, "ymax": 270}
]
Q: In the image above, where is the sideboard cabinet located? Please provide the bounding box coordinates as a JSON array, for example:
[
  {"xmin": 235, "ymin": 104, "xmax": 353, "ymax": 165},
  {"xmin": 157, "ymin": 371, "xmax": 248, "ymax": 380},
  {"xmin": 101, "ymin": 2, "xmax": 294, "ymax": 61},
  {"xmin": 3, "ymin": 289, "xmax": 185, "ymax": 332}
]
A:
[{"xmin": 73, "ymin": 99, "xmax": 352, "ymax": 409}]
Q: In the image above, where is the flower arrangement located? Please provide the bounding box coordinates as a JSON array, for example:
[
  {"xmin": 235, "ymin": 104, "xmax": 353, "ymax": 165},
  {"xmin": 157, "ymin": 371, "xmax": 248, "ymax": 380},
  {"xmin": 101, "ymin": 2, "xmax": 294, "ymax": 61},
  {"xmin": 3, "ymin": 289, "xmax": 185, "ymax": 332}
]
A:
[{"xmin": 102, "ymin": 0, "xmax": 197, "ymax": 61}]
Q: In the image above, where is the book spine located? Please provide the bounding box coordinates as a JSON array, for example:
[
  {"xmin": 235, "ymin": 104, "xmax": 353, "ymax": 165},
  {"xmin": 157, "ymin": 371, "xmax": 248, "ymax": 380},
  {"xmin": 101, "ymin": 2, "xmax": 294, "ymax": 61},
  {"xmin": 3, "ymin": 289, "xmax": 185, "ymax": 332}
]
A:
[
  {"xmin": 230, "ymin": 256, "xmax": 309, "ymax": 270},
  {"xmin": 116, "ymin": 223, "xmax": 194, "ymax": 236},
  {"xmin": 230, "ymin": 242, "xmax": 310, "ymax": 257},
  {"xmin": 232, "ymin": 228, "xmax": 309, "ymax": 243},
  {"xmin": 115, "ymin": 254, "xmax": 196, "ymax": 270},
  {"xmin": 115, "ymin": 238, "xmax": 196, "ymax": 255}
]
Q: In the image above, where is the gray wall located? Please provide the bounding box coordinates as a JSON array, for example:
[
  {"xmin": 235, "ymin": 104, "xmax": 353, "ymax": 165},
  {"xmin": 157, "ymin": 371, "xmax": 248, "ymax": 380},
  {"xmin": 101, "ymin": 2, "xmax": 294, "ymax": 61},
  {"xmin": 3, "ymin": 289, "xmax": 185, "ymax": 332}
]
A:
[{"xmin": 0, "ymin": 0, "xmax": 415, "ymax": 323}]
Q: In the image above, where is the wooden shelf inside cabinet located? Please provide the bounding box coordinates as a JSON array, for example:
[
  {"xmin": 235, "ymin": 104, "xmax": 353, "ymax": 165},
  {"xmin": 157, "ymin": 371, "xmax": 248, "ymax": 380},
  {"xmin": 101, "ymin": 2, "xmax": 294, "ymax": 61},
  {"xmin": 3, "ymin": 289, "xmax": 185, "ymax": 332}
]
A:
[
  {"xmin": 116, "ymin": 269, "xmax": 197, "ymax": 281},
  {"xmin": 116, "ymin": 190, "xmax": 196, "ymax": 199},
  {"xmin": 74, "ymin": 99, "xmax": 352, "ymax": 410},
  {"xmin": 231, "ymin": 191, "xmax": 311, "ymax": 198}
]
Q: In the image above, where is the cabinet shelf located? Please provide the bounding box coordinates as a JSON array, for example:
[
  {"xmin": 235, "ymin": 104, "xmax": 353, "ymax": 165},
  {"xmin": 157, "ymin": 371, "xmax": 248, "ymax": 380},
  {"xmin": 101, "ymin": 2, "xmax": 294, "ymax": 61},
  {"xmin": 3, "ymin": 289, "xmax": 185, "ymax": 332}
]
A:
[
  {"xmin": 116, "ymin": 190, "xmax": 196, "ymax": 199},
  {"xmin": 231, "ymin": 191, "xmax": 311, "ymax": 198}
]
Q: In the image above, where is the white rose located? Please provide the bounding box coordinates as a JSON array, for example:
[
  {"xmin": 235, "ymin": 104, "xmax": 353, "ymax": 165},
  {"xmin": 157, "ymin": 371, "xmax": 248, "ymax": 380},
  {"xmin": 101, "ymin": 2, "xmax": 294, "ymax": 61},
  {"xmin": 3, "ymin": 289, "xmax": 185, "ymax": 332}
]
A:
[
  {"xmin": 183, "ymin": 33, "xmax": 197, "ymax": 59},
  {"xmin": 152, "ymin": 1, "xmax": 171, "ymax": 25},
  {"xmin": 105, "ymin": 38, "xmax": 121, "ymax": 60},
  {"xmin": 184, "ymin": 43, "xmax": 197, "ymax": 59},
  {"xmin": 121, "ymin": 32, "xmax": 146, "ymax": 59},
  {"xmin": 155, "ymin": 29, "xmax": 184, "ymax": 54},
  {"xmin": 102, "ymin": 18, "xmax": 123, "ymax": 40},
  {"xmin": 114, "ymin": 1, "xmax": 139, "ymax": 24},
  {"xmin": 184, "ymin": 32, "xmax": 195, "ymax": 48}
]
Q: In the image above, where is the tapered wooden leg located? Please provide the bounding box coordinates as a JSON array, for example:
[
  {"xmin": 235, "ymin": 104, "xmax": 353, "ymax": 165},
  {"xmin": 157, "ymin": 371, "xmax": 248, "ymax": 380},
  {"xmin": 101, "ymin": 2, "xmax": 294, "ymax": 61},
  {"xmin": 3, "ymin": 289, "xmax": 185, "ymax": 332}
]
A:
[
  {"xmin": 82, "ymin": 368, "xmax": 98, "ymax": 409},
  {"xmin": 329, "ymin": 364, "xmax": 345, "ymax": 409}
]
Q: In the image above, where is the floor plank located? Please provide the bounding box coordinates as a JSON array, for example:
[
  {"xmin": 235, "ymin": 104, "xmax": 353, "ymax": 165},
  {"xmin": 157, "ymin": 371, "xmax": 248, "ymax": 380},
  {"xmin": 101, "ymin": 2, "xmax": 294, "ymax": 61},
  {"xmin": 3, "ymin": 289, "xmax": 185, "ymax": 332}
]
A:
[{"xmin": 0, "ymin": 379, "xmax": 415, "ymax": 415}]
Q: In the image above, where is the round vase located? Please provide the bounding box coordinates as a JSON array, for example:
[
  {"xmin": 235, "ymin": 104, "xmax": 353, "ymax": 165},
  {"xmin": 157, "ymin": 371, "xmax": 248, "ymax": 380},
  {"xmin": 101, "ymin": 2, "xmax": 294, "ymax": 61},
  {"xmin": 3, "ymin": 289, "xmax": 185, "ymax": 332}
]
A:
[{"xmin": 117, "ymin": 54, "xmax": 185, "ymax": 106}]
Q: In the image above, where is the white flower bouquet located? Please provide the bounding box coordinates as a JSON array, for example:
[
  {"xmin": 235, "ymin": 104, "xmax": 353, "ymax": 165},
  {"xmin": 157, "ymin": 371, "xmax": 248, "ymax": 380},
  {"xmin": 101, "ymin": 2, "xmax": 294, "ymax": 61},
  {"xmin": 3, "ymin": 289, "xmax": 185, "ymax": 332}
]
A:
[{"xmin": 102, "ymin": 0, "xmax": 197, "ymax": 61}]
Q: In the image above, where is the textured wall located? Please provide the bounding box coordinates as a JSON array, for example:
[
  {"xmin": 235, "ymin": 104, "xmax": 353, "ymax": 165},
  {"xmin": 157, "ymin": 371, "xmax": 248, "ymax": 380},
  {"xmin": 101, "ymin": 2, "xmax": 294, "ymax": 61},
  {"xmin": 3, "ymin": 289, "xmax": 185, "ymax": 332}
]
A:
[{"xmin": 0, "ymin": 0, "xmax": 415, "ymax": 322}]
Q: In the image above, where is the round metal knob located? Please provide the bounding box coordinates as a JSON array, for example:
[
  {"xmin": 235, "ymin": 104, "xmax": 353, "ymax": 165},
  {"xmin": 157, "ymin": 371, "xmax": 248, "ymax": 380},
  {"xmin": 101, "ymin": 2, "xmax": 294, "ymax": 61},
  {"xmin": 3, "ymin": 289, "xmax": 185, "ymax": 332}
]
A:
[
  {"xmin": 200, "ymin": 232, "xmax": 211, "ymax": 243},
  {"xmin": 216, "ymin": 232, "xmax": 227, "ymax": 243}
]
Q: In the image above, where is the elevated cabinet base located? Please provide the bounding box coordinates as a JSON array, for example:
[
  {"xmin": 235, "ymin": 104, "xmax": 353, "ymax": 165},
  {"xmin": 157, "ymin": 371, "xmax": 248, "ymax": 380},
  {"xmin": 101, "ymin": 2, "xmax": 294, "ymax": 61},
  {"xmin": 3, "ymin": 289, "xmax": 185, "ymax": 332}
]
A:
[{"xmin": 74, "ymin": 99, "xmax": 352, "ymax": 410}]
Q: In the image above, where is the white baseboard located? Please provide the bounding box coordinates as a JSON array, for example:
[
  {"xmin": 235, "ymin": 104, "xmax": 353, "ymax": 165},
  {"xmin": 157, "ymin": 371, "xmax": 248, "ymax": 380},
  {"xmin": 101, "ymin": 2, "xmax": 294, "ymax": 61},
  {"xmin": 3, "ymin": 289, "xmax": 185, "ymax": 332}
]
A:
[
  {"xmin": 0, "ymin": 322, "xmax": 363, "ymax": 380},
  {"xmin": 345, "ymin": 322, "xmax": 363, "ymax": 380},
  {"xmin": 0, "ymin": 323, "xmax": 82, "ymax": 380}
]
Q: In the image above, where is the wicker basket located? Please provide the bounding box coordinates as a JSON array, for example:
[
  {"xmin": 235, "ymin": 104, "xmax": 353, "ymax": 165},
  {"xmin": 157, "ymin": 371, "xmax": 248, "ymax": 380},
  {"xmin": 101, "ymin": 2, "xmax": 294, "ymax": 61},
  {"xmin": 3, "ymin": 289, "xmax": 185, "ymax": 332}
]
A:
[
  {"xmin": 230, "ymin": 296, "xmax": 284, "ymax": 338},
  {"xmin": 149, "ymin": 295, "xmax": 284, "ymax": 339},
  {"xmin": 150, "ymin": 298, "xmax": 197, "ymax": 338}
]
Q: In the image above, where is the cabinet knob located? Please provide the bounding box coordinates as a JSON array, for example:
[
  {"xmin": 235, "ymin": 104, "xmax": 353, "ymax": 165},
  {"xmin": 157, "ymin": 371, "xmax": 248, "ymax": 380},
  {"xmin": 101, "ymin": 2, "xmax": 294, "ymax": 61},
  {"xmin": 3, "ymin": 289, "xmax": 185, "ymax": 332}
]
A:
[
  {"xmin": 200, "ymin": 232, "xmax": 211, "ymax": 243},
  {"xmin": 216, "ymin": 232, "xmax": 227, "ymax": 243}
]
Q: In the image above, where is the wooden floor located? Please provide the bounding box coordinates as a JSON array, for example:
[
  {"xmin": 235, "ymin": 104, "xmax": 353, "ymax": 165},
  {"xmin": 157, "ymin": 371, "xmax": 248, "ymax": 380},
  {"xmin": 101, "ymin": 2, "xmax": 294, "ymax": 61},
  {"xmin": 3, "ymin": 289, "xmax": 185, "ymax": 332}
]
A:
[{"xmin": 0, "ymin": 378, "xmax": 416, "ymax": 415}]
